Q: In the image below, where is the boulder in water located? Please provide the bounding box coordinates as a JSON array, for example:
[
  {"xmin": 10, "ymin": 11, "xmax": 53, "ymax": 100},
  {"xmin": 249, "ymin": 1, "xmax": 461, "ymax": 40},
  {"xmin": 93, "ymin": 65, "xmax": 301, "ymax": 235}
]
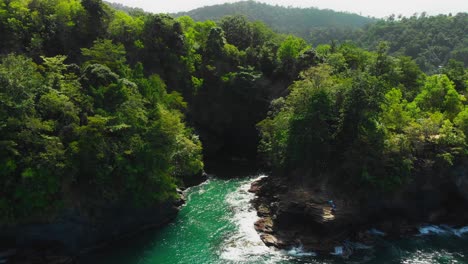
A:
[{"xmin": 260, "ymin": 234, "xmax": 280, "ymax": 247}]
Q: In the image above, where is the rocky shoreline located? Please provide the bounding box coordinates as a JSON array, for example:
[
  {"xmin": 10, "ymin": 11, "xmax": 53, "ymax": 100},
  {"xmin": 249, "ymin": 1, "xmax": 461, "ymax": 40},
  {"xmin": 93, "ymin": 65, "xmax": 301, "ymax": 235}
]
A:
[
  {"xmin": 0, "ymin": 195, "xmax": 185, "ymax": 264},
  {"xmin": 250, "ymin": 174, "xmax": 468, "ymax": 256},
  {"xmin": 0, "ymin": 172, "xmax": 209, "ymax": 264}
]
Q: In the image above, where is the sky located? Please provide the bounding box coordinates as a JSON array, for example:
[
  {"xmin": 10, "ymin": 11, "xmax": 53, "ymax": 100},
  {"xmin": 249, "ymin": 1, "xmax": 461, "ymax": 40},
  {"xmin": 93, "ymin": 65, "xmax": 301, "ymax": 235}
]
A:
[{"xmin": 110, "ymin": 0, "xmax": 468, "ymax": 18}]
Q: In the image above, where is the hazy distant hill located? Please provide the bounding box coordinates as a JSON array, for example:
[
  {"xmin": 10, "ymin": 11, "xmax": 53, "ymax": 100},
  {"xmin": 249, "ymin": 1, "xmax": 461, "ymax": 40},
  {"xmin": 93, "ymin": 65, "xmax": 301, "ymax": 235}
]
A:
[
  {"xmin": 106, "ymin": 1, "xmax": 146, "ymax": 14},
  {"xmin": 174, "ymin": 1, "xmax": 376, "ymax": 42},
  {"xmin": 107, "ymin": 1, "xmax": 467, "ymax": 72}
]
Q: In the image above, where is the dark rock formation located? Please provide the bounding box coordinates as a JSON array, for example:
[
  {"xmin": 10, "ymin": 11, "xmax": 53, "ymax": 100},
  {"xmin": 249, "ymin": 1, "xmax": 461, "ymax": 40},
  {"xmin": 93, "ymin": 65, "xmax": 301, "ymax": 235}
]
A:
[
  {"xmin": 0, "ymin": 169, "xmax": 212, "ymax": 263},
  {"xmin": 0, "ymin": 200, "xmax": 183, "ymax": 263},
  {"xmin": 252, "ymin": 171, "xmax": 468, "ymax": 255}
]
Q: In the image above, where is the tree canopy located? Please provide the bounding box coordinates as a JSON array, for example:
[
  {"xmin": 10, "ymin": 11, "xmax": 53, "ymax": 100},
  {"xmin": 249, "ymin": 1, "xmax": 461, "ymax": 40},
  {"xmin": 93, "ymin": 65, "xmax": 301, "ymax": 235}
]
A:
[{"xmin": 0, "ymin": 0, "xmax": 467, "ymax": 223}]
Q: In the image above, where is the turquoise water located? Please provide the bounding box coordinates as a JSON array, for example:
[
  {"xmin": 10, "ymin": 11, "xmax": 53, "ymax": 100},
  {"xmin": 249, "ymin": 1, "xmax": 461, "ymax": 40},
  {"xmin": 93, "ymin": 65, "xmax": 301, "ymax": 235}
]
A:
[{"xmin": 83, "ymin": 176, "xmax": 468, "ymax": 264}]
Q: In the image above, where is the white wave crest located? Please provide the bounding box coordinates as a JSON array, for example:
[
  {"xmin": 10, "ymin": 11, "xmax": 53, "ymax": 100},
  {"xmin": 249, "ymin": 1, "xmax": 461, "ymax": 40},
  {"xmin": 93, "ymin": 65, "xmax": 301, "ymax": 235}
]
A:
[
  {"xmin": 220, "ymin": 176, "xmax": 287, "ymax": 263},
  {"xmin": 330, "ymin": 246, "xmax": 344, "ymax": 256},
  {"xmin": 418, "ymin": 225, "xmax": 450, "ymax": 235},
  {"xmin": 454, "ymin": 226, "xmax": 468, "ymax": 237},
  {"xmin": 368, "ymin": 228, "xmax": 386, "ymax": 236},
  {"xmin": 286, "ymin": 246, "xmax": 317, "ymax": 257},
  {"xmin": 418, "ymin": 225, "xmax": 468, "ymax": 237}
]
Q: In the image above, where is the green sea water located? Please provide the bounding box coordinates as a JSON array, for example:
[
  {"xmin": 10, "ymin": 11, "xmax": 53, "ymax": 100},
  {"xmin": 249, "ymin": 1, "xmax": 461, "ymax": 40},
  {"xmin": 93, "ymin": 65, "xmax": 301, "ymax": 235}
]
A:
[{"xmin": 82, "ymin": 176, "xmax": 468, "ymax": 264}]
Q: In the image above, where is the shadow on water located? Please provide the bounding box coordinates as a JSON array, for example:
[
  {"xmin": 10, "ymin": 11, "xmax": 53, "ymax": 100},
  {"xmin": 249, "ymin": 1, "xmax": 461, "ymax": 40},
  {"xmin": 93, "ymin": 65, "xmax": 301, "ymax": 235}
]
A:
[
  {"xmin": 79, "ymin": 172, "xmax": 468, "ymax": 264},
  {"xmin": 77, "ymin": 218, "xmax": 178, "ymax": 263},
  {"xmin": 203, "ymin": 157, "xmax": 264, "ymax": 179}
]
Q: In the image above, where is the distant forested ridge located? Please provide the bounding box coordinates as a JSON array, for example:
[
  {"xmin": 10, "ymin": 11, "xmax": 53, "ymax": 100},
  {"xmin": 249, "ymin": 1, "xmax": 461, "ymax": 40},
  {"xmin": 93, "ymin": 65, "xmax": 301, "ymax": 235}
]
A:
[
  {"xmin": 174, "ymin": 0, "xmax": 375, "ymax": 42},
  {"xmin": 174, "ymin": 1, "xmax": 467, "ymax": 73},
  {"xmin": 310, "ymin": 13, "xmax": 468, "ymax": 73},
  {"xmin": 105, "ymin": 1, "xmax": 145, "ymax": 15},
  {"xmin": 356, "ymin": 13, "xmax": 468, "ymax": 73}
]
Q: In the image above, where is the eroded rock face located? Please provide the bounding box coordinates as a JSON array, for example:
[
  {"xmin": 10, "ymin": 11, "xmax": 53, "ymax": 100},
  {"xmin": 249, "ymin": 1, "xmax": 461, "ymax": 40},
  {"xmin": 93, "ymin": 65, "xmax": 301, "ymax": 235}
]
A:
[
  {"xmin": 260, "ymin": 234, "xmax": 279, "ymax": 247},
  {"xmin": 453, "ymin": 166, "xmax": 468, "ymax": 203},
  {"xmin": 252, "ymin": 172, "xmax": 468, "ymax": 255},
  {"xmin": 251, "ymin": 176, "xmax": 361, "ymax": 253},
  {"xmin": 254, "ymin": 217, "xmax": 273, "ymax": 233},
  {"xmin": 0, "ymin": 197, "xmax": 186, "ymax": 263},
  {"xmin": 1, "ymin": 173, "xmax": 211, "ymax": 262}
]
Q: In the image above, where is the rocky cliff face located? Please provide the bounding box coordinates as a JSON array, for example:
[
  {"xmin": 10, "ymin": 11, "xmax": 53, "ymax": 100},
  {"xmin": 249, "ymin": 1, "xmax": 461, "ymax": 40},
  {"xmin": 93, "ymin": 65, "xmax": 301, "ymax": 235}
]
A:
[
  {"xmin": 453, "ymin": 165, "xmax": 468, "ymax": 203},
  {"xmin": 0, "ymin": 193, "xmax": 186, "ymax": 263},
  {"xmin": 251, "ymin": 170, "xmax": 468, "ymax": 255}
]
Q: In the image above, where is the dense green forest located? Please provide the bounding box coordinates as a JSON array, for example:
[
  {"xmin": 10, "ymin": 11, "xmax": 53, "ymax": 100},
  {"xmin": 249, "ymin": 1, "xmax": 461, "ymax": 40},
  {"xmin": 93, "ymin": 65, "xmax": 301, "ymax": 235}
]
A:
[
  {"xmin": 0, "ymin": 0, "xmax": 207, "ymax": 221},
  {"xmin": 0, "ymin": 0, "xmax": 318, "ymax": 222},
  {"xmin": 0, "ymin": 0, "xmax": 467, "ymax": 226},
  {"xmin": 174, "ymin": 1, "xmax": 467, "ymax": 73},
  {"xmin": 175, "ymin": 1, "xmax": 375, "ymax": 43},
  {"xmin": 259, "ymin": 42, "xmax": 468, "ymax": 190},
  {"xmin": 356, "ymin": 13, "xmax": 468, "ymax": 73}
]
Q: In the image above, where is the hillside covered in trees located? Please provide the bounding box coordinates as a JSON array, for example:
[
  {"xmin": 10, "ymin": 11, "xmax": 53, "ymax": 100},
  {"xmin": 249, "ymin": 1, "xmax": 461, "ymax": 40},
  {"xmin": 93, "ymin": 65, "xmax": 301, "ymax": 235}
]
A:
[
  {"xmin": 0, "ymin": 0, "xmax": 317, "ymax": 231},
  {"xmin": 0, "ymin": 0, "xmax": 207, "ymax": 223},
  {"xmin": 174, "ymin": 1, "xmax": 375, "ymax": 42},
  {"xmin": 0, "ymin": 0, "xmax": 468, "ymax": 261},
  {"xmin": 356, "ymin": 13, "xmax": 468, "ymax": 73},
  {"xmin": 174, "ymin": 1, "xmax": 467, "ymax": 73},
  {"xmin": 307, "ymin": 13, "xmax": 468, "ymax": 74}
]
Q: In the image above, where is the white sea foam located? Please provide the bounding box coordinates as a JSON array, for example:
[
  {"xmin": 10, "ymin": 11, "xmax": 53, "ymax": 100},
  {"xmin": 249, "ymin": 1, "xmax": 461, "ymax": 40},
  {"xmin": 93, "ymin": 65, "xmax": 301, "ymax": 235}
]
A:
[
  {"xmin": 219, "ymin": 175, "xmax": 383, "ymax": 262},
  {"xmin": 454, "ymin": 226, "xmax": 468, "ymax": 237},
  {"xmin": 418, "ymin": 225, "xmax": 449, "ymax": 235},
  {"xmin": 286, "ymin": 246, "xmax": 317, "ymax": 257},
  {"xmin": 368, "ymin": 228, "xmax": 386, "ymax": 236},
  {"xmin": 220, "ymin": 176, "xmax": 288, "ymax": 263},
  {"xmin": 330, "ymin": 246, "xmax": 344, "ymax": 256},
  {"xmin": 418, "ymin": 225, "xmax": 468, "ymax": 237}
]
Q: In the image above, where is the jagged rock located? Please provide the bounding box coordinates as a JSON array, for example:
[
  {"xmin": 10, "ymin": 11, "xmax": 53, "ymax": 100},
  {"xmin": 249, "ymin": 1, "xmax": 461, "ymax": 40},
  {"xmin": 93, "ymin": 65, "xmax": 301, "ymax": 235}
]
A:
[
  {"xmin": 1, "ymin": 175, "xmax": 209, "ymax": 261},
  {"xmin": 260, "ymin": 234, "xmax": 279, "ymax": 247},
  {"xmin": 0, "ymin": 203, "xmax": 181, "ymax": 261},
  {"xmin": 455, "ymin": 169, "xmax": 468, "ymax": 203},
  {"xmin": 173, "ymin": 198, "xmax": 185, "ymax": 207},
  {"xmin": 248, "ymin": 182, "xmax": 261, "ymax": 193},
  {"xmin": 252, "ymin": 169, "xmax": 468, "ymax": 256},
  {"xmin": 256, "ymin": 205, "xmax": 270, "ymax": 217},
  {"xmin": 254, "ymin": 217, "xmax": 273, "ymax": 233}
]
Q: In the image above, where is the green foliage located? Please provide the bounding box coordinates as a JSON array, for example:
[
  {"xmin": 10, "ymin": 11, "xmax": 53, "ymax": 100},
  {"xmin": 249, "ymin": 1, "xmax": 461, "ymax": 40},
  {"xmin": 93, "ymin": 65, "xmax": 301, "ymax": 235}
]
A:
[
  {"xmin": 454, "ymin": 107, "xmax": 468, "ymax": 140},
  {"xmin": 259, "ymin": 41, "xmax": 468, "ymax": 191},
  {"xmin": 1, "ymin": 0, "xmax": 466, "ymax": 222},
  {"xmin": 176, "ymin": 2, "xmax": 466, "ymax": 75},
  {"xmin": 0, "ymin": 51, "xmax": 203, "ymax": 221},
  {"xmin": 380, "ymin": 88, "xmax": 412, "ymax": 132},
  {"xmin": 277, "ymin": 36, "xmax": 309, "ymax": 63},
  {"xmin": 220, "ymin": 15, "xmax": 253, "ymax": 50},
  {"xmin": 357, "ymin": 13, "xmax": 468, "ymax": 73},
  {"xmin": 442, "ymin": 59, "xmax": 468, "ymax": 92},
  {"xmin": 82, "ymin": 39, "xmax": 128, "ymax": 74},
  {"xmin": 175, "ymin": 0, "xmax": 375, "ymax": 44},
  {"xmin": 108, "ymin": 10, "xmax": 144, "ymax": 38},
  {"xmin": 258, "ymin": 65, "xmax": 337, "ymax": 170},
  {"xmin": 414, "ymin": 74, "xmax": 465, "ymax": 119},
  {"xmin": 0, "ymin": 55, "xmax": 65, "ymax": 220},
  {"xmin": 205, "ymin": 27, "xmax": 226, "ymax": 60}
]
